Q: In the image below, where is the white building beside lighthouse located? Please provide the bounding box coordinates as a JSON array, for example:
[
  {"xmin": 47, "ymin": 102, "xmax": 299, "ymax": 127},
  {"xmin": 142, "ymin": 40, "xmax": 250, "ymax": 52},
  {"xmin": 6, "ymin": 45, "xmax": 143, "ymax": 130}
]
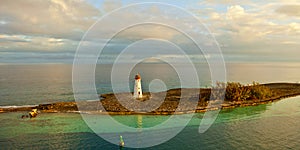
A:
[{"xmin": 134, "ymin": 73, "xmax": 143, "ymax": 99}]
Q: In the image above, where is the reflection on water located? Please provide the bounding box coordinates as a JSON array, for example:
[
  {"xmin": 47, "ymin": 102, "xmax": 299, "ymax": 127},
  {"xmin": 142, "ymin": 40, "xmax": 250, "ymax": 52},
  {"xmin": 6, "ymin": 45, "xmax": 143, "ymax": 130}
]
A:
[
  {"xmin": 137, "ymin": 115, "xmax": 143, "ymax": 129},
  {"xmin": 1, "ymin": 63, "xmax": 300, "ymax": 149},
  {"xmin": 111, "ymin": 115, "xmax": 172, "ymax": 129},
  {"xmin": 1, "ymin": 96, "xmax": 300, "ymax": 149}
]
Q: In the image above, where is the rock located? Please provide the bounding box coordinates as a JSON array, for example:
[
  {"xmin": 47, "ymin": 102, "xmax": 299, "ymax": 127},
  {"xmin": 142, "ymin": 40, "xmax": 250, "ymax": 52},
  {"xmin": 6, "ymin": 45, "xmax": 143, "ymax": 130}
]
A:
[{"xmin": 29, "ymin": 109, "xmax": 38, "ymax": 118}]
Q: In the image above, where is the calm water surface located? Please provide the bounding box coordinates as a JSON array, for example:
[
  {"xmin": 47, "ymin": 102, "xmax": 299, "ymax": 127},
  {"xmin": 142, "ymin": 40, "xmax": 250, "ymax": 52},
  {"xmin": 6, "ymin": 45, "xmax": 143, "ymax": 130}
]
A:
[
  {"xmin": 1, "ymin": 63, "xmax": 299, "ymax": 106},
  {"xmin": 0, "ymin": 63, "xmax": 300, "ymax": 149},
  {"xmin": 0, "ymin": 96, "xmax": 299, "ymax": 149}
]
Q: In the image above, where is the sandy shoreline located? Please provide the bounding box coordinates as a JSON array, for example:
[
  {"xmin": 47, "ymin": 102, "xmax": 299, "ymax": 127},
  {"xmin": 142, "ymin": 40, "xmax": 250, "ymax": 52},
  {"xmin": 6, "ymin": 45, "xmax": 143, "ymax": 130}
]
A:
[{"xmin": 1, "ymin": 83, "xmax": 300, "ymax": 115}]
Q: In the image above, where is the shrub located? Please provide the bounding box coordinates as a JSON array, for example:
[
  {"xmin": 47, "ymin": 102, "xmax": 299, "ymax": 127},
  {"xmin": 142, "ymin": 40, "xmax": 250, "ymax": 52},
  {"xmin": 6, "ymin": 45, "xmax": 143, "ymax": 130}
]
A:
[{"xmin": 211, "ymin": 82, "xmax": 274, "ymax": 101}]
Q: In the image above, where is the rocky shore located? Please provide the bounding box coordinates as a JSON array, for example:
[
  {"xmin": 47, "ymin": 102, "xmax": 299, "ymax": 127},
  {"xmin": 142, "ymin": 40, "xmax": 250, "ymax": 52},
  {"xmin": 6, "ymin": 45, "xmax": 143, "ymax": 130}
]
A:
[{"xmin": 1, "ymin": 83, "xmax": 300, "ymax": 115}]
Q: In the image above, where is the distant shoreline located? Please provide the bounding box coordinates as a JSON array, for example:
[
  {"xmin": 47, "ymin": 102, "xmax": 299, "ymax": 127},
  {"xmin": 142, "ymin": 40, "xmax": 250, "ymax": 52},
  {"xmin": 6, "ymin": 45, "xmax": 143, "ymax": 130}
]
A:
[{"xmin": 1, "ymin": 83, "xmax": 300, "ymax": 115}]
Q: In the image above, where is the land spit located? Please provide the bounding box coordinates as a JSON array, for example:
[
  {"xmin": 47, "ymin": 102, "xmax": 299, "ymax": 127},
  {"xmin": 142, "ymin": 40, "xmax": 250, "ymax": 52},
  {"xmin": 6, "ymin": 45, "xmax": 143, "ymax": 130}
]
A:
[{"xmin": 1, "ymin": 83, "xmax": 300, "ymax": 115}]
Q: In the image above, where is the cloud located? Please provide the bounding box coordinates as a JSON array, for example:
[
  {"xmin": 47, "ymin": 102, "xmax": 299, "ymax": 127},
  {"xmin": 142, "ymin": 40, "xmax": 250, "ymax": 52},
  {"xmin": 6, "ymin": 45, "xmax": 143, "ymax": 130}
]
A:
[
  {"xmin": 281, "ymin": 41, "xmax": 298, "ymax": 44},
  {"xmin": 0, "ymin": 0, "xmax": 100, "ymax": 40},
  {"xmin": 0, "ymin": 0, "xmax": 102, "ymax": 54},
  {"xmin": 102, "ymin": 0, "xmax": 122, "ymax": 12},
  {"xmin": 0, "ymin": 34, "xmax": 76, "ymax": 52},
  {"xmin": 275, "ymin": 5, "xmax": 300, "ymax": 17},
  {"xmin": 116, "ymin": 24, "xmax": 181, "ymax": 41},
  {"xmin": 199, "ymin": 0, "xmax": 253, "ymax": 6},
  {"xmin": 226, "ymin": 5, "xmax": 245, "ymax": 20},
  {"xmin": 196, "ymin": 2, "xmax": 300, "ymax": 57},
  {"xmin": 0, "ymin": 1, "xmax": 299, "ymax": 63}
]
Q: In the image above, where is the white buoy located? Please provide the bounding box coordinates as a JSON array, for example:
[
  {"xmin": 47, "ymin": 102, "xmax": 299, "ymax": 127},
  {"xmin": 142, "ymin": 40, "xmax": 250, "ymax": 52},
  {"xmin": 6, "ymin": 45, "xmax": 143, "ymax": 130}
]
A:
[
  {"xmin": 119, "ymin": 135, "xmax": 125, "ymax": 147},
  {"xmin": 134, "ymin": 73, "xmax": 143, "ymax": 99}
]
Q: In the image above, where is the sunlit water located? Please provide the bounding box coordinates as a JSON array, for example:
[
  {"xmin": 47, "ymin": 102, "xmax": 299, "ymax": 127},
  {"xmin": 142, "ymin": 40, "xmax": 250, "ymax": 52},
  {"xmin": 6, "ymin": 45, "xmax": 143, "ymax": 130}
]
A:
[
  {"xmin": 1, "ymin": 63, "xmax": 300, "ymax": 106},
  {"xmin": 0, "ymin": 96, "xmax": 299, "ymax": 149},
  {"xmin": 0, "ymin": 63, "xmax": 300, "ymax": 149}
]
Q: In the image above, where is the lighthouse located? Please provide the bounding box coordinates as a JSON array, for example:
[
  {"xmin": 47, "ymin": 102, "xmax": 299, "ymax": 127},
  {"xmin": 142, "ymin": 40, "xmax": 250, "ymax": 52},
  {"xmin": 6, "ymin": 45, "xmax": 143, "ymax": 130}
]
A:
[{"xmin": 134, "ymin": 73, "xmax": 143, "ymax": 99}]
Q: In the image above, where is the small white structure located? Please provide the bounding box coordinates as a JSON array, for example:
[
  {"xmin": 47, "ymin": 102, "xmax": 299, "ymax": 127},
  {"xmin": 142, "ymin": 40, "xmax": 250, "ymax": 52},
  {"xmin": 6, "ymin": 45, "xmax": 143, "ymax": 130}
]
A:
[{"xmin": 134, "ymin": 73, "xmax": 143, "ymax": 99}]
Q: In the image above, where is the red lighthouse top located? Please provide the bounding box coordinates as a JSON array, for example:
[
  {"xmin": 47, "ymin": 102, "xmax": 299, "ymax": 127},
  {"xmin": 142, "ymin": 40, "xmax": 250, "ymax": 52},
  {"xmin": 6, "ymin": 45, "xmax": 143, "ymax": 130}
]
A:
[{"xmin": 135, "ymin": 74, "xmax": 141, "ymax": 80}]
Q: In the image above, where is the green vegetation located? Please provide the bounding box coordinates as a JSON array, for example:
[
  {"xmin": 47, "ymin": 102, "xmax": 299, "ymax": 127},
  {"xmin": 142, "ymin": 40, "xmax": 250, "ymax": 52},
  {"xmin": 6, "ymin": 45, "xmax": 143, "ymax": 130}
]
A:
[
  {"xmin": 201, "ymin": 82, "xmax": 275, "ymax": 102},
  {"xmin": 225, "ymin": 82, "xmax": 274, "ymax": 101}
]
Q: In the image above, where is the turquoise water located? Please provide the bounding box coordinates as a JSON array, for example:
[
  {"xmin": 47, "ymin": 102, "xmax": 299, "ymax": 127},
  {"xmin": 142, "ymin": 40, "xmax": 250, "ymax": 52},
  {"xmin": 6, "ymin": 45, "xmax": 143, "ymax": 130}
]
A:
[
  {"xmin": 1, "ymin": 96, "xmax": 299, "ymax": 149},
  {"xmin": 1, "ymin": 63, "xmax": 300, "ymax": 149}
]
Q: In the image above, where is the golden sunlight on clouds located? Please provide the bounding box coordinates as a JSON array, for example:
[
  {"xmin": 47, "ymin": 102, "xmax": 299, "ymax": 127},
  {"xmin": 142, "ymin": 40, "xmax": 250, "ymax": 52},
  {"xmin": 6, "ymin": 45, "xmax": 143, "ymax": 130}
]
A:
[
  {"xmin": 0, "ymin": 34, "xmax": 70, "ymax": 51},
  {"xmin": 0, "ymin": 0, "xmax": 100, "ymax": 39},
  {"xmin": 102, "ymin": 0, "xmax": 122, "ymax": 12},
  {"xmin": 117, "ymin": 25, "xmax": 180, "ymax": 41},
  {"xmin": 0, "ymin": 0, "xmax": 299, "ymax": 63},
  {"xmin": 276, "ymin": 5, "xmax": 300, "ymax": 17},
  {"xmin": 202, "ymin": 2, "xmax": 300, "ymax": 52}
]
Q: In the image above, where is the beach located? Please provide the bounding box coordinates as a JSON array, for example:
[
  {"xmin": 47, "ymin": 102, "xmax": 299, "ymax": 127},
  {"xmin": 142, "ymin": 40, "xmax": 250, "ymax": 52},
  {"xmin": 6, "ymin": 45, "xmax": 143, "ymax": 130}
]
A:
[{"xmin": 1, "ymin": 83, "xmax": 300, "ymax": 115}]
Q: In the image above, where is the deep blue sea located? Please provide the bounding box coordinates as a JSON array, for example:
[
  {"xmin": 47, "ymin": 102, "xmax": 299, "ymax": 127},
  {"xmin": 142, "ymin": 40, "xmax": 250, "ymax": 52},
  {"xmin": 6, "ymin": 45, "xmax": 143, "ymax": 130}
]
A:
[{"xmin": 0, "ymin": 63, "xmax": 300, "ymax": 149}]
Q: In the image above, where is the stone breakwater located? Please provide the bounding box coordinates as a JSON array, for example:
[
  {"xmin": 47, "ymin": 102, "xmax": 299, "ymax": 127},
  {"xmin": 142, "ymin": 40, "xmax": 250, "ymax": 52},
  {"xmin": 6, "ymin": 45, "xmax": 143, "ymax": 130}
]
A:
[{"xmin": 1, "ymin": 83, "xmax": 300, "ymax": 115}]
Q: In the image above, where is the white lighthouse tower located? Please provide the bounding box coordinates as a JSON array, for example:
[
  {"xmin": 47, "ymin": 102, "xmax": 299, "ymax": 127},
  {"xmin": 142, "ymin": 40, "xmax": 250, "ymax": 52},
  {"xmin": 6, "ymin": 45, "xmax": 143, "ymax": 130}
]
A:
[{"xmin": 134, "ymin": 73, "xmax": 143, "ymax": 99}]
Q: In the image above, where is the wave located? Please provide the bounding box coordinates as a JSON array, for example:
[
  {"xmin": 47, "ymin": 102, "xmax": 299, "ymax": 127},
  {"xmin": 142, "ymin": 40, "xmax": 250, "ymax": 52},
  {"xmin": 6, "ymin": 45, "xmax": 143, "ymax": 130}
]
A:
[{"xmin": 0, "ymin": 105, "xmax": 38, "ymax": 109}]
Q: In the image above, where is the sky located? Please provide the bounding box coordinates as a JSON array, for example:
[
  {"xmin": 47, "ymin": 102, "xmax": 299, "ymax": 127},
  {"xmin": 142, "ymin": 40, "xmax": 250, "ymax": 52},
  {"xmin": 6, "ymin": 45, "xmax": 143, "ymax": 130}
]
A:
[{"xmin": 0, "ymin": 0, "xmax": 299, "ymax": 63}]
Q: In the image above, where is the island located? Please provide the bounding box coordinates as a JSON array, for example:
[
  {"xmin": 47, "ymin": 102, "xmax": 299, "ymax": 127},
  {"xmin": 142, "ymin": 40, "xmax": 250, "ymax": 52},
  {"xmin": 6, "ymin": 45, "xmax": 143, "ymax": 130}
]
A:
[{"xmin": 1, "ymin": 82, "xmax": 300, "ymax": 115}]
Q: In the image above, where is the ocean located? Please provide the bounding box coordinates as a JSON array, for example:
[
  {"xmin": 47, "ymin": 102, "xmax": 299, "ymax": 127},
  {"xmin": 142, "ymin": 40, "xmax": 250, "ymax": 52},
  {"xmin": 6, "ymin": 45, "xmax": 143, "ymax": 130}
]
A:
[{"xmin": 0, "ymin": 63, "xmax": 300, "ymax": 149}]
